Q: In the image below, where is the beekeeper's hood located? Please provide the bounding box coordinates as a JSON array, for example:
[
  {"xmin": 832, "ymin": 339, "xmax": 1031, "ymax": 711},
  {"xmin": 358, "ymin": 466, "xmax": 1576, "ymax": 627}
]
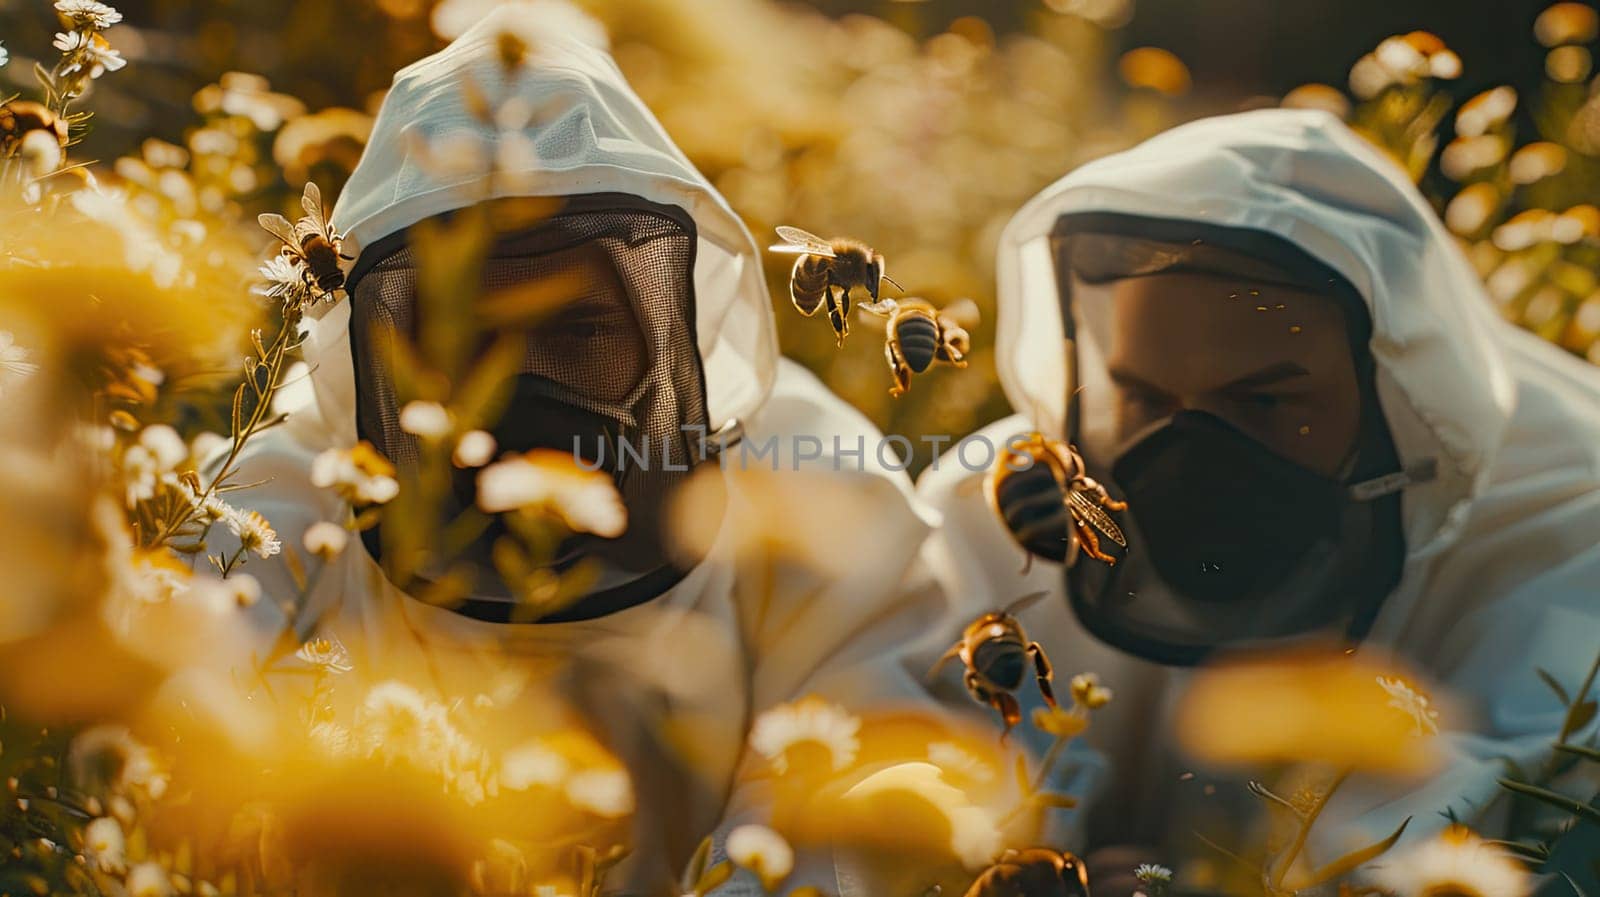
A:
[
  {"xmin": 994, "ymin": 108, "xmax": 1600, "ymax": 665},
  {"xmin": 298, "ymin": 5, "xmax": 778, "ymax": 617}
]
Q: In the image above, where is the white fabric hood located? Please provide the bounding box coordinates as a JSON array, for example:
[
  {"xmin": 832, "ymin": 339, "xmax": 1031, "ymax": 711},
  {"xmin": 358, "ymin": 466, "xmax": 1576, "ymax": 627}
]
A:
[
  {"xmin": 996, "ymin": 108, "xmax": 1526, "ymax": 570},
  {"xmin": 301, "ymin": 4, "xmax": 777, "ymax": 446},
  {"xmin": 923, "ymin": 107, "xmax": 1600, "ymax": 849}
]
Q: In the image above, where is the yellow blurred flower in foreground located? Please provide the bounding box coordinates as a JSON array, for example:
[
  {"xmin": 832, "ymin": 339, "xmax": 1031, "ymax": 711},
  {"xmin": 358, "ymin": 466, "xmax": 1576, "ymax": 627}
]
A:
[
  {"xmin": 1175, "ymin": 648, "xmax": 1448, "ymax": 777},
  {"xmin": 836, "ymin": 761, "xmax": 1003, "ymax": 870},
  {"xmin": 1370, "ymin": 826, "xmax": 1531, "ymax": 897}
]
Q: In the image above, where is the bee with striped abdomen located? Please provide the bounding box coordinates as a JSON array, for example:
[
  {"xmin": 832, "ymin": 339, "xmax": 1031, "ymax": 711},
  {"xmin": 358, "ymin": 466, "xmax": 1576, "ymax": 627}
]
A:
[
  {"xmin": 870, "ymin": 297, "xmax": 976, "ymax": 397},
  {"xmin": 930, "ymin": 591, "xmax": 1056, "ymax": 738},
  {"xmin": 258, "ymin": 182, "xmax": 353, "ymax": 301},
  {"xmin": 768, "ymin": 226, "xmax": 901, "ymax": 346},
  {"xmin": 962, "ymin": 849, "xmax": 1091, "ymax": 897},
  {"xmin": 987, "ymin": 433, "xmax": 1128, "ymax": 568}
]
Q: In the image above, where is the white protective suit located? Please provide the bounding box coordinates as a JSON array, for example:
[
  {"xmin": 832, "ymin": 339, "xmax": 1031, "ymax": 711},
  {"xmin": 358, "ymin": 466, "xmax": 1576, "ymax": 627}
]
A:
[
  {"xmin": 219, "ymin": 7, "xmax": 949, "ymax": 892},
  {"xmin": 917, "ymin": 109, "xmax": 1600, "ymax": 856}
]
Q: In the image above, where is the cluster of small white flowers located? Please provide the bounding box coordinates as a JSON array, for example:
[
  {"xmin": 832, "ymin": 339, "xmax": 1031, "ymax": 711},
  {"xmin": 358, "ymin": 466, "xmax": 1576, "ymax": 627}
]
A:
[
  {"xmin": 122, "ymin": 425, "xmax": 187, "ymax": 506},
  {"xmin": 52, "ymin": 29, "xmax": 126, "ymax": 79},
  {"xmin": 1377, "ymin": 675, "xmax": 1441, "ymax": 736},
  {"xmin": 476, "ymin": 451, "xmax": 628, "ymax": 538},
  {"xmin": 356, "ymin": 680, "xmax": 490, "ymax": 802},
  {"xmin": 311, "ymin": 444, "xmax": 401, "ymax": 505}
]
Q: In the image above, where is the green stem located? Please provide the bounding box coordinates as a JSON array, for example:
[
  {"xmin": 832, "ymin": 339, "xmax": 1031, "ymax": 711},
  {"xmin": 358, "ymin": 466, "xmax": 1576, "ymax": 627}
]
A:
[{"xmin": 1269, "ymin": 767, "xmax": 1351, "ymax": 892}]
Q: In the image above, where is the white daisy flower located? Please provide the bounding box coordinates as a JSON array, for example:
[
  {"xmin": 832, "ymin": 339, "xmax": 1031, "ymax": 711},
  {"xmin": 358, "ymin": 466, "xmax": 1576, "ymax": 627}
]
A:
[
  {"xmin": 1135, "ymin": 864, "xmax": 1173, "ymax": 883},
  {"xmin": 56, "ymin": 0, "xmax": 123, "ymax": 30},
  {"xmin": 83, "ymin": 817, "xmax": 125, "ymax": 873},
  {"xmin": 476, "ymin": 450, "xmax": 627, "ymax": 537},
  {"xmin": 55, "ymin": 31, "xmax": 125, "ymax": 78},
  {"xmin": 312, "ymin": 443, "xmax": 401, "ymax": 505},
  {"xmin": 725, "ymin": 824, "xmax": 794, "ymax": 892},
  {"xmin": 295, "ymin": 635, "xmax": 353, "ymax": 673},
  {"xmin": 0, "ymin": 43, "xmax": 9, "ymax": 68},
  {"xmin": 1371, "ymin": 826, "xmax": 1531, "ymax": 897},
  {"xmin": 564, "ymin": 768, "xmax": 634, "ymax": 819},
  {"xmin": 254, "ymin": 255, "xmax": 310, "ymax": 304},
  {"xmin": 452, "ymin": 429, "xmax": 497, "ymax": 468},
  {"xmin": 227, "ymin": 572, "xmax": 260, "ymax": 608},
  {"xmin": 223, "ymin": 506, "xmax": 281, "ymax": 559},
  {"xmin": 302, "ymin": 521, "xmax": 349, "ymax": 560},
  {"xmin": 1377, "ymin": 675, "xmax": 1440, "ymax": 735},
  {"xmin": 125, "ymin": 861, "xmax": 171, "ymax": 897},
  {"xmin": 399, "ymin": 400, "xmax": 453, "ymax": 440},
  {"xmin": 138, "ymin": 425, "xmax": 187, "ymax": 471},
  {"xmin": 749, "ymin": 696, "xmax": 860, "ymax": 773}
]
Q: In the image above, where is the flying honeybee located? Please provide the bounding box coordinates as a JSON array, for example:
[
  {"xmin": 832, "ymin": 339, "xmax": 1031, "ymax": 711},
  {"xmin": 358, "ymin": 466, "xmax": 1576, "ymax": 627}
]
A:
[
  {"xmin": 930, "ymin": 591, "xmax": 1057, "ymax": 738},
  {"xmin": 987, "ymin": 433, "xmax": 1128, "ymax": 568},
  {"xmin": 258, "ymin": 182, "xmax": 352, "ymax": 301},
  {"xmin": 962, "ymin": 849, "xmax": 1091, "ymax": 897},
  {"xmin": 768, "ymin": 226, "xmax": 901, "ymax": 345},
  {"xmin": 863, "ymin": 297, "xmax": 976, "ymax": 397}
]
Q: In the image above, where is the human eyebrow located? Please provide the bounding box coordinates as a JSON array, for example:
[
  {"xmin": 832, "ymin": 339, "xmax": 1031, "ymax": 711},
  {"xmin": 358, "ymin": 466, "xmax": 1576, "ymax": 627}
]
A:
[
  {"xmin": 1107, "ymin": 367, "xmax": 1174, "ymax": 398},
  {"xmin": 1218, "ymin": 361, "xmax": 1312, "ymax": 392}
]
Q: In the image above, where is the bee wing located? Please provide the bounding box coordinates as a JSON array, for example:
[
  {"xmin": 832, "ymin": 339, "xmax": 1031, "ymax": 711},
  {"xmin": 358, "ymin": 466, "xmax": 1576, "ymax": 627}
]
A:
[
  {"xmin": 300, "ymin": 182, "xmax": 327, "ymax": 230},
  {"xmin": 1065, "ymin": 489, "xmax": 1128, "ymax": 547},
  {"xmin": 856, "ymin": 299, "xmax": 897, "ymax": 328},
  {"xmin": 1001, "ymin": 591, "xmax": 1049, "ymax": 617},
  {"xmin": 257, "ymin": 212, "xmax": 300, "ymax": 248},
  {"xmin": 940, "ymin": 297, "xmax": 981, "ymax": 328},
  {"xmin": 770, "ymin": 225, "xmax": 837, "ymax": 258}
]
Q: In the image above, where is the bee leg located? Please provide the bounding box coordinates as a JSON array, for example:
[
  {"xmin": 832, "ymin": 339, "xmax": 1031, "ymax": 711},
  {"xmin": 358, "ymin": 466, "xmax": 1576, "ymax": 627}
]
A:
[
  {"xmin": 927, "ymin": 643, "xmax": 961, "ymax": 681},
  {"xmin": 1081, "ymin": 476, "xmax": 1128, "ymax": 511},
  {"xmin": 993, "ymin": 690, "xmax": 1021, "ymax": 743},
  {"xmin": 1074, "ymin": 518, "xmax": 1116, "ymax": 565},
  {"xmin": 1028, "ymin": 642, "xmax": 1058, "ymax": 710},
  {"xmin": 826, "ymin": 287, "xmax": 847, "ymax": 346},
  {"xmin": 1019, "ymin": 551, "xmax": 1033, "ymax": 576},
  {"xmin": 886, "ymin": 335, "xmax": 911, "ymax": 398}
]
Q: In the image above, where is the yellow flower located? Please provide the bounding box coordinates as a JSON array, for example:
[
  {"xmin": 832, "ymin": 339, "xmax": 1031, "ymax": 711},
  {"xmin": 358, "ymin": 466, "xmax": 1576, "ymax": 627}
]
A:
[
  {"xmin": 1032, "ymin": 705, "xmax": 1089, "ymax": 739},
  {"xmin": 1175, "ymin": 648, "xmax": 1446, "ymax": 777},
  {"xmin": 1371, "ymin": 826, "xmax": 1531, "ymax": 897},
  {"xmin": 726, "ymin": 824, "xmax": 794, "ymax": 892},
  {"xmin": 749, "ymin": 696, "xmax": 861, "ymax": 774},
  {"xmin": 125, "ymin": 862, "xmax": 171, "ymax": 897},
  {"xmin": 1069, "ymin": 672, "xmax": 1113, "ymax": 710}
]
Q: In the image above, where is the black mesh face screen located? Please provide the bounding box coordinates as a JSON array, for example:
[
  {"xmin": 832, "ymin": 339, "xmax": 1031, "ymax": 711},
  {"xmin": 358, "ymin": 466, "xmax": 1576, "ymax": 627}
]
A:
[
  {"xmin": 349, "ymin": 203, "xmax": 708, "ymax": 479},
  {"xmin": 343, "ymin": 197, "xmax": 713, "ymax": 617}
]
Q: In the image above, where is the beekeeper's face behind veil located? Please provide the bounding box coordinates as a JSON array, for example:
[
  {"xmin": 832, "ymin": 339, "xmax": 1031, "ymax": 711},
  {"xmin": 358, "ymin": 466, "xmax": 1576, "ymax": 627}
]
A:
[
  {"xmin": 990, "ymin": 110, "xmax": 1522, "ymax": 667},
  {"xmin": 307, "ymin": 5, "xmax": 776, "ymax": 620}
]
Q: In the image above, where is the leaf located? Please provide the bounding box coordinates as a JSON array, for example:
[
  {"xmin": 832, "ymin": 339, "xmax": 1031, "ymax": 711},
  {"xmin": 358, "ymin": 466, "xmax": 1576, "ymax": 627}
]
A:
[
  {"xmin": 1564, "ymin": 701, "xmax": 1599, "ymax": 741},
  {"xmin": 682, "ymin": 836, "xmax": 712, "ymax": 895},
  {"xmin": 230, "ymin": 383, "xmax": 246, "ymax": 439},
  {"xmin": 1248, "ymin": 781, "xmax": 1304, "ymax": 819},
  {"xmin": 1540, "ymin": 668, "xmax": 1573, "ymax": 705},
  {"xmin": 1554, "ymin": 742, "xmax": 1600, "ymax": 765},
  {"xmin": 1498, "ymin": 778, "xmax": 1600, "ymax": 826},
  {"xmin": 1035, "ymin": 791, "xmax": 1079, "ymax": 809},
  {"xmin": 1562, "ymin": 873, "xmax": 1591, "ymax": 897},
  {"xmin": 282, "ymin": 545, "xmax": 307, "ymax": 594},
  {"xmin": 1485, "ymin": 839, "xmax": 1551, "ymax": 863},
  {"xmin": 694, "ymin": 860, "xmax": 733, "ymax": 897},
  {"xmin": 1302, "ymin": 816, "xmax": 1410, "ymax": 888}
]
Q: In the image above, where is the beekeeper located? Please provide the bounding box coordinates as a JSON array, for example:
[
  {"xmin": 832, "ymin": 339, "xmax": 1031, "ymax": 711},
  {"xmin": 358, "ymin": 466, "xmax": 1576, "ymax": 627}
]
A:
[
  {"xmin": 214, "ymin": 6, "xmax": 952, "ymax": 890},
  {"xmin": 918, "ymin": 108, "xmax": 1600, "ymax": 864}
]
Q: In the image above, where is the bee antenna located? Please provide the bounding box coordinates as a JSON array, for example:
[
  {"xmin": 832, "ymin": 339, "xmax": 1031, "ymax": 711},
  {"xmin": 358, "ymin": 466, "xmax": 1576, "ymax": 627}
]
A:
[{"xmin": 880, "ymin": 273, "xmax": 905, "ymax": 293}]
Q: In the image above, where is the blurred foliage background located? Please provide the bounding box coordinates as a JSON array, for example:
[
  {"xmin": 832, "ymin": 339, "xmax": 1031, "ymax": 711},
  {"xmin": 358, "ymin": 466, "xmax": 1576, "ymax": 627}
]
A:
[{"xmin": 2, "ymin": 0, "xmax": 1595, "ymax": 470}]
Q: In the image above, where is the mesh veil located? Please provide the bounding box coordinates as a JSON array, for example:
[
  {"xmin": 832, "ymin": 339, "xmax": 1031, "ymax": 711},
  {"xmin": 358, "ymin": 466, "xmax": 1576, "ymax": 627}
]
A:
[{"xmin": 345, "ymin": 196, "xmax": 711, "ymax": 617}]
